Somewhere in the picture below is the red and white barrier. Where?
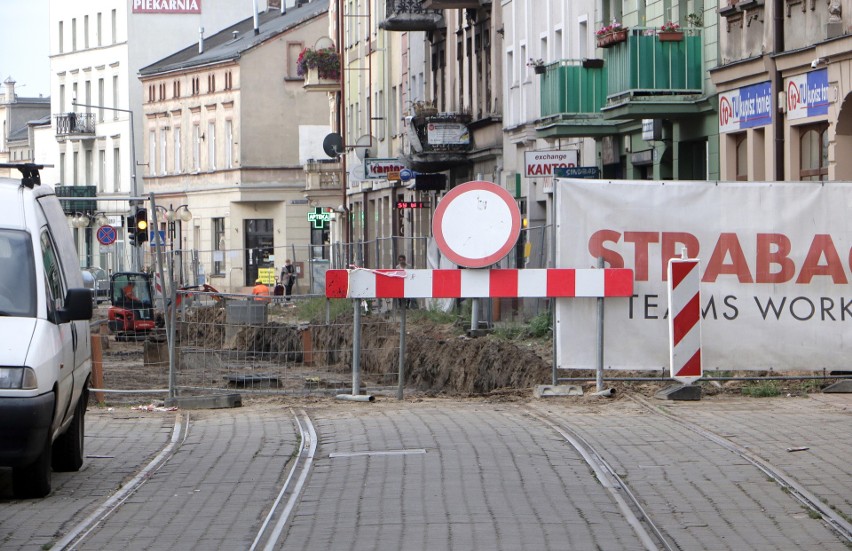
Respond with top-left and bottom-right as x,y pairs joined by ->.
326,268 -> 633,299
667,258 -> 702,384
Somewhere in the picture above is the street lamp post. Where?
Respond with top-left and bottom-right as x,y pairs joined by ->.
155,204 -> 192,284
71,101 -> 140,270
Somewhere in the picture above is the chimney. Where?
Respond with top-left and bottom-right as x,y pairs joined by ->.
198,27 -> 204,53
4,77 -> 16,103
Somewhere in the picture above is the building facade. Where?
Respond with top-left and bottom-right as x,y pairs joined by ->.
47,0 -> 278,272
711,0 -> 852,182
140,1 -> 333,290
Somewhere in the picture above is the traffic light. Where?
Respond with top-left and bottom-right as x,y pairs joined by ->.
135,208 -> 149,244
127,209 -> 138,246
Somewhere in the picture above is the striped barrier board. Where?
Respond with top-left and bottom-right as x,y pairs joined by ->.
325,268 -> 634,299
667,258 -> 702,384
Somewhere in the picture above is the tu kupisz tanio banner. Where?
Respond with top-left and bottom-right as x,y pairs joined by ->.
555,179 -> 852,371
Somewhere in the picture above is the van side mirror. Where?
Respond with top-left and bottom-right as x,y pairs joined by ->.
57,288 -> 94,323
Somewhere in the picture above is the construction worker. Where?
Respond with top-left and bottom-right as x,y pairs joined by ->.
252,278 -> 271,302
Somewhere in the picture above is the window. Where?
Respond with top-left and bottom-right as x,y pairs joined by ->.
735,134 -> 748,181
799,123 -> 829,181
192,124 -> 201,171
98,149 -> 106,192
113,147 -> 120,192
59,21 -> 64,54
192,77 -> 200,96
73,151 -> 79,184
224,72 -> 232,90
97,12 -> 102,46
112,76 -> 119,119
85,149 -> 93,184
98,78 -> 104,121
41,231 -> 64,320
148,130 -> 156,175
111,9 -> 117,44
174,126 -> 182,173
160,129 -> 168,176
207,122 -> 216,170
84,15 -> 89,49
59,84 -> 65,112
173,80 -> 181,98
390,86 -> 398,137
212,218 -> 225,275
288,43 -> 302,77
72,18 -> 77,51
225,120 -> 233,169
59,153 -> 65,184
208,74 -> 215,93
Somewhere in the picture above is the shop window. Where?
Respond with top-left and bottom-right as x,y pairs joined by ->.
799,123 -> 828,181
735,133 -> 748,181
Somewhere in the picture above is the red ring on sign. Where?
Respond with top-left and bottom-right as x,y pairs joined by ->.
432,180 -> 521,268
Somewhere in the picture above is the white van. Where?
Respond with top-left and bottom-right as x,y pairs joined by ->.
0,164 -> 93,498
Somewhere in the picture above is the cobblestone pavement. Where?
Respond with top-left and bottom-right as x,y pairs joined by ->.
0,409 -> 173,551
538,395 -> 851,551
1,394 -> 849,550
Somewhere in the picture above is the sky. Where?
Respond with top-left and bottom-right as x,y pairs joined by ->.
0,0 -> 51,98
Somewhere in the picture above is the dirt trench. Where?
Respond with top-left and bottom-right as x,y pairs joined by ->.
173,307 -> 552,395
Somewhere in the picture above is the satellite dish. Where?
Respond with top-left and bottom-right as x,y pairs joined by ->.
355,135 -> 378,160
323,133 -> 344,159
314,36 -> 335,50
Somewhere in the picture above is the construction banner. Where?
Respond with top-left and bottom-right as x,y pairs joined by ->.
555,179 -> 852,371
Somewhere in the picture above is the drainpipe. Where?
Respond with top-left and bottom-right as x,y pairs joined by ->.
773,0 -> 785,180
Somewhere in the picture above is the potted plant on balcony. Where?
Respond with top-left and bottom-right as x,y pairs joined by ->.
297,47 -> 341,83
596,21 -> 628,48
657,21 -> 684,42
527,58 -> 546,74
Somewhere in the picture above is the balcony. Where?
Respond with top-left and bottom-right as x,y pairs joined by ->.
535,60 -> 621,139
380,0 -> 445,32
55,112 -> 96,138
304,159 -> 344,203
403,111 -> 472,173
600,27 -> 705,119
422,0 -> 481,7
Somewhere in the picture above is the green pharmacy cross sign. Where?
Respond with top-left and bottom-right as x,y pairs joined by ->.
307,207 -> 333,229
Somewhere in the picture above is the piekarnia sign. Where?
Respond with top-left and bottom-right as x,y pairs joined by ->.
555,179 -> 852,371
133,0 -> 201,13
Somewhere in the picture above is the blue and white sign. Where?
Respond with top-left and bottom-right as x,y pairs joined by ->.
399,168 -> 416,182
718,81 -> 773,133
785,69 -> 829,120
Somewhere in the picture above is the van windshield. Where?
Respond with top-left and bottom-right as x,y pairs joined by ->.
0,230 -> 36,317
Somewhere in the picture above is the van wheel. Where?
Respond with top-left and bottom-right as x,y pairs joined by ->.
53,391 -> 86,472
12,429 -> 52,499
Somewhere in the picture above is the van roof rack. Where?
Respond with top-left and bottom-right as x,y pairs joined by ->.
0,163 -> 43,189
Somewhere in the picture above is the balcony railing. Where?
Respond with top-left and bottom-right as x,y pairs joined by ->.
539,60 -> 607,117
304,159 -> 343,193
380,0 -> 445,32
55,112 -> 97,137
603,27 -> 703,103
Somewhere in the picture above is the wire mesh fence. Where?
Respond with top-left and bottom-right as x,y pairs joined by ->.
103,291 -> 402,398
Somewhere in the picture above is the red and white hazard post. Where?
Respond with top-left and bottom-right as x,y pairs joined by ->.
667,255 -> 702,385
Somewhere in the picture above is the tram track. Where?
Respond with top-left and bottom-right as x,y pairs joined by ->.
628,393 -> 852,543
250,409 -> 317,551
53,412 -> 190,550
526,404 -> 677,551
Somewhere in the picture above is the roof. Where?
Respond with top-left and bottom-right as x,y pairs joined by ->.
139,0 -> 329,77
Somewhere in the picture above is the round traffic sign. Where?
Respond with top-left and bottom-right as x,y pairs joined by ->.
432,181 -> 521,268
400,168 -> 415,182
96,225 -> 117,246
